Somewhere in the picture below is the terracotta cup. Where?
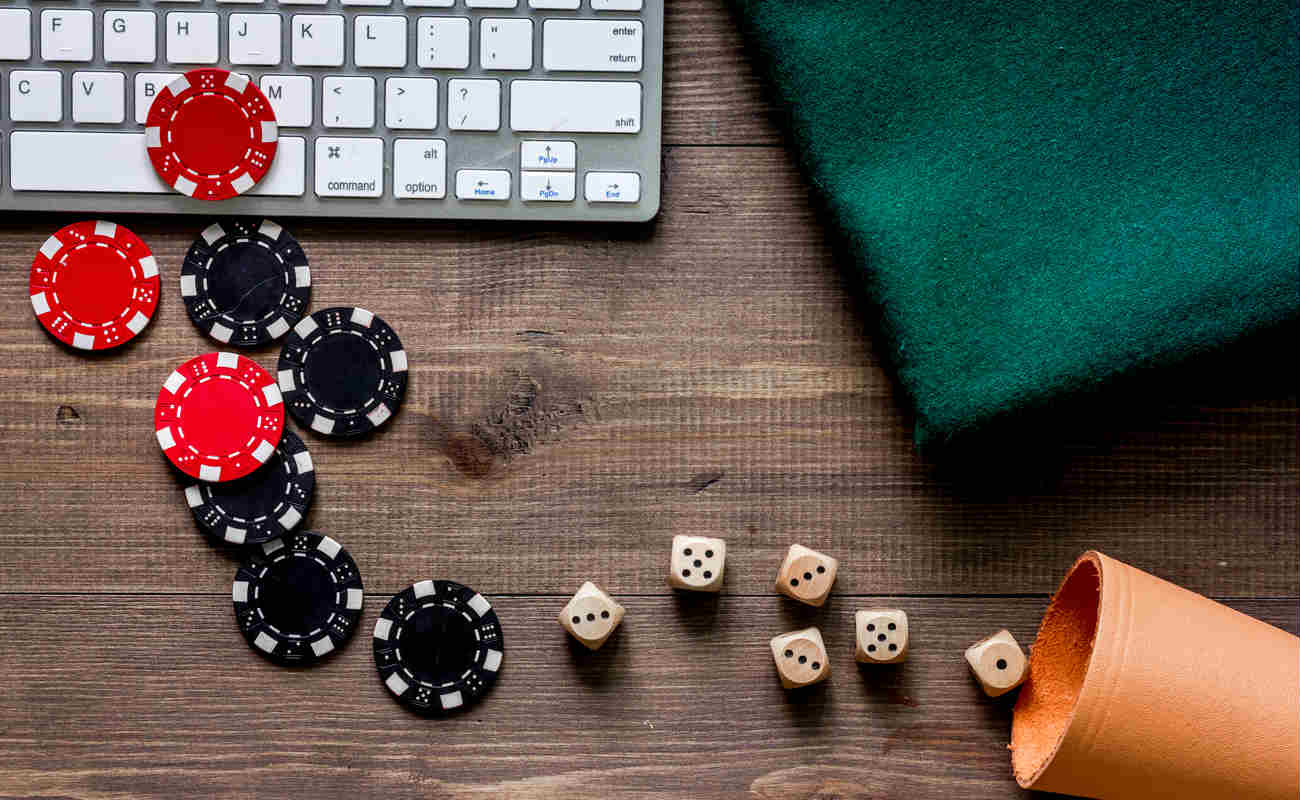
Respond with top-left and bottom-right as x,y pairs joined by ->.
1011,551 -> 1299,799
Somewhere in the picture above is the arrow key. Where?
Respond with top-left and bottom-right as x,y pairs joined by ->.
521,140 -> 575,171
584,171 -> 640,204
455,169 -> 511,200
521,171 -> 575,202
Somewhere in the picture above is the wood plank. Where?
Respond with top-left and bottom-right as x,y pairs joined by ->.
0,147 -> 1295,598
1,595 -> 1294,800
663,0 -> 780,145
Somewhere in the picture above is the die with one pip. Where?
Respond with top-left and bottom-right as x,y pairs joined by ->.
964,629 -> 1028,697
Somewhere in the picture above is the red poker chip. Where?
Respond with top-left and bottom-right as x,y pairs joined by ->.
155,352 -> 286,482
29,220 -> 160,351
145,68 -> 278,201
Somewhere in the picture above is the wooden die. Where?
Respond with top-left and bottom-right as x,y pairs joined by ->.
774,543 -> 838,606
667,535 -> 726,592
964,629 -> 1028,697
855,609 -> 908,664
558,582 -> 625,650
770,627 -> 831,689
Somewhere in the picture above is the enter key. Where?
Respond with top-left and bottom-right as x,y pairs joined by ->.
542,20 -> 643,72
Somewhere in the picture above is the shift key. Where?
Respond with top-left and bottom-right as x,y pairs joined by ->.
315,137 -> 383,197
510,80 -> 641,133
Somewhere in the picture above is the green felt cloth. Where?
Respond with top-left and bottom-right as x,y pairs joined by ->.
731,0 -> 1300,447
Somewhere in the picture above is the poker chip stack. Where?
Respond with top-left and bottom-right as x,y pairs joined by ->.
152,219 -> 419,672
28,128 -> 503,710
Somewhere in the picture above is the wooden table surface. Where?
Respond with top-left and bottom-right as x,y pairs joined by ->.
1,2 -> 1297,798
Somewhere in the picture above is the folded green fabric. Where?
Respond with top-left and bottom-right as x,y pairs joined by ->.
731,0 -> 1300,448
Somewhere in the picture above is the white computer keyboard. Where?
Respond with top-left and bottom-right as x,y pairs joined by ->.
0,0 -> 661,221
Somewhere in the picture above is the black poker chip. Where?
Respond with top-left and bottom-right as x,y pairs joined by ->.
233,531 -> 364,666
373,580 -> 505,715
277,306 -> 408,437
181,219 -> 311,346
184,429 -> 315,546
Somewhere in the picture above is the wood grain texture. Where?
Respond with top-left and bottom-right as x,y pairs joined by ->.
0,146 -> 1295,598
1,595 -> 1294,800
0,0 -> 1297,796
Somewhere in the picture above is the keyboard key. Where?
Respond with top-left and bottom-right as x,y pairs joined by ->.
104,11 -> 157,64
543,19 -> 642,72
455,169 -> 510,200
277,0 -> 328,4
252,136 -> 307,196
41,9 -> 93,62
72,71 -> 126,124
447,78 -> 500,131
520,170 -> 575,202
134,72 -> 182,124
9,131 -> 305,195
466,0 -> 517,7
167,12 -> 219,64
260,75 -> 313,126
323,76 -> 375,128
0,10 -> 32,61
315,137 -> 384,197
9,71 -> 61,122
393,138 -> 446,198
229,13 -> 282,65
342,0 -> 393,5
386,77 -> 437,129
416,17 -> 470,70
480,19 -> 532,71
529,0 -> 579,8
292,14 -> 345,66
405,0 -> 454,6
521,140 -> 575,170
12,132 -> 155,190
584,171 -> 639,203
355,16 -> 407,68
592,0 -> 643,9
510,80 -> 641,133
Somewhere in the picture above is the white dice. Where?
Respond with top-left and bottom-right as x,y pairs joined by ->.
770,627 -> 830,689
667,535 -> 726,592
855,609 -> 908,664
558,581 -> 625,650
965,629 -> 1028,697
774,543 -> 838,607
